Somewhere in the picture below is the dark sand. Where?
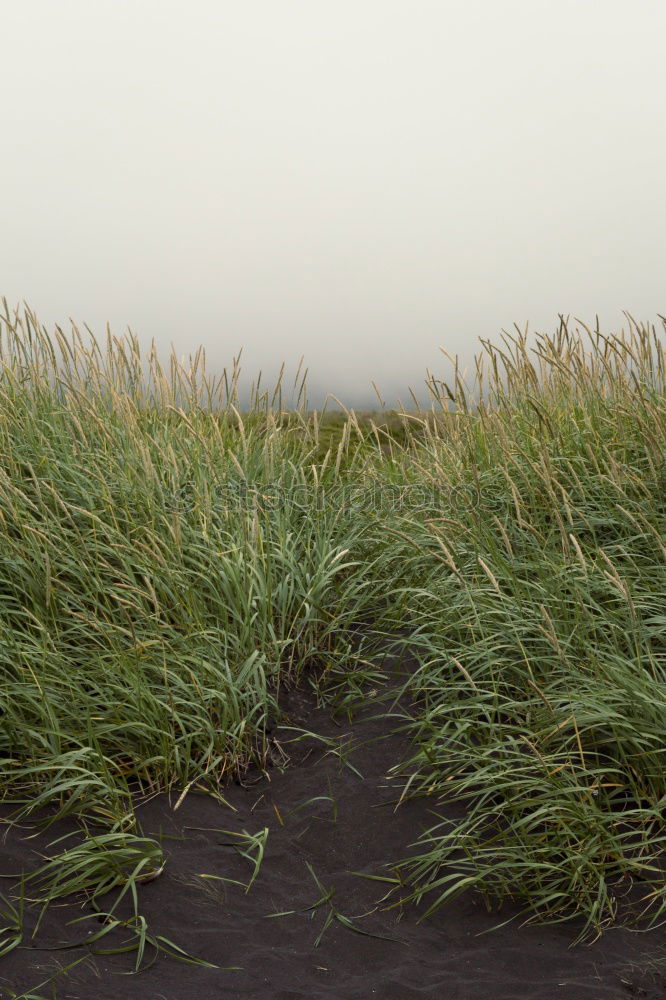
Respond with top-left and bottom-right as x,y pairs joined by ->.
2,663 -> 665,1000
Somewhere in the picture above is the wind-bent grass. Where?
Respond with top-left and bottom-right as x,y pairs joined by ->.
0,300 -> 665,964
389,318 -> 666,939
0,301 -> 393,966
190,826 -> 269,892
267,862 -> 402,947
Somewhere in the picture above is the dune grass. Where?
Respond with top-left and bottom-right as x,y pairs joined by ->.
389,318 -> 666,939
0,301 -> 664,968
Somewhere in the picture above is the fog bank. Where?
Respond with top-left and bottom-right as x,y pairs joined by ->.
2,1 -> 665,406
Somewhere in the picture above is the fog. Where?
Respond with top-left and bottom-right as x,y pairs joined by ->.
2,0 -> 665,407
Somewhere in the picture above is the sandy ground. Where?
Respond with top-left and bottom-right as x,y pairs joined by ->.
2,661 -> 665,1000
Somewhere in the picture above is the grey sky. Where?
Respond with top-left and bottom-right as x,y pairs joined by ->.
2,0 -> 665,407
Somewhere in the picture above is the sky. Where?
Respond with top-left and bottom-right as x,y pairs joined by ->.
2,0 -> 665,407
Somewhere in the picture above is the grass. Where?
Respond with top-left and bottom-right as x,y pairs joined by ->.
0,300 -> 664,977
188,825 -> 269,892
388,318 -> 666,940
267,862 -> 402,948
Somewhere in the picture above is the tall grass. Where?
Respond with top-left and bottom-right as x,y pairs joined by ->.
0,301 -> 664,957
391,316 -> 666,939
0,301 -> 393,964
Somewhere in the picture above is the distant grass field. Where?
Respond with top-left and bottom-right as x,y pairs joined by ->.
0,301 -> 665,967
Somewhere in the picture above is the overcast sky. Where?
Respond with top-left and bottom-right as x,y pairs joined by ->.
2,0 -> 665,406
